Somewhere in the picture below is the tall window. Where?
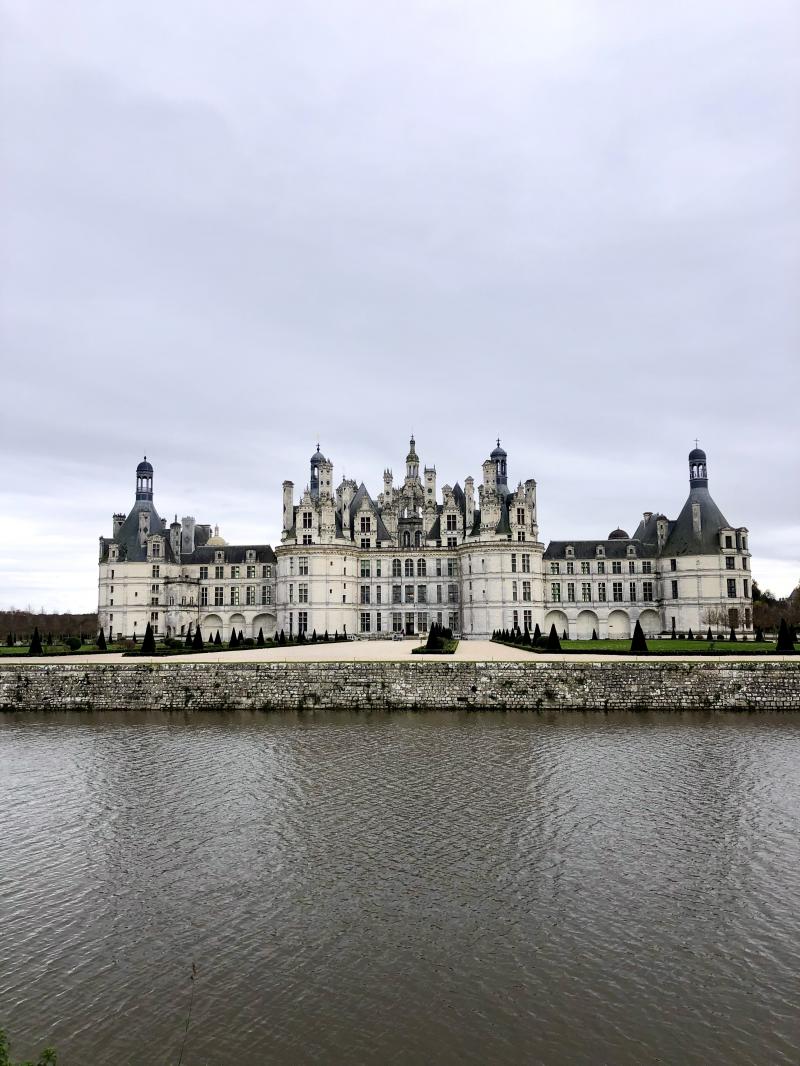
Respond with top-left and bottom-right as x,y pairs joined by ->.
152,565 -> 160,578
360,612 -> 371,632
598,582 -> 606,602
727,579 -> 736,598
612,561 -> 622,574
512,581 -> 518,601
642,581 -> 653,601
726,556 -> 735,570
629,582 -> 636,602
446,514 -> 457,531
302,512 -> 313,529
567,582 -> 576,602
522,581 -> 531,602
628,561 -> 636,574
393,613 -> 403,633
517,507 -> 525,525
405,559 -> 414,577
511,554 -> 517,572
523,609 -> 532,631
261,586 -> 271,605
200,588 -> 208,606
671,580 -> 678,598
392,558 -> 401,577
214,587 -> 224,606
360,585 -> 370,604
215,565 -> 224,579
551,583 -> 561,601
670,558 -> 677,571
522,554 -> 531,573
417,558 -> 426,576
246,565 -> 256,579
298,557 -> 309,575
415,531 -> 422,547
597,561 -> 605,574
230,587 -> 240,606
581,582 -> 591,602
447,559 -> 457,577
298,611 -> 308,634
263,564 -> 272,578
436,558 -> 442,577
447,584 -> 458,603
376,586 -> 382,604
231,566 -> 240,579
612,582 -> 623,602
567,561 -> 574,575
360,515 -> 371,533
298,584 -> 308,603
642,561 -> 652,574
743,579 -> 749,597
361,559 -> 370,577
392,585 -> 401,603
417,586 -> 427,603
581,561 -> 590,574
405,584 -> 414,602
550,561 -> 560,574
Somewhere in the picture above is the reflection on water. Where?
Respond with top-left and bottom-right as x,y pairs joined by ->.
1,711 -> 799,1065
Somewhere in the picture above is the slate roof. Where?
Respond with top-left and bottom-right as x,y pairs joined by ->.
181,545 -> 277,565
661,486 -> 732,556
349,483 -> 393,542
110,499 -> 164,562
543,538 -> 657,560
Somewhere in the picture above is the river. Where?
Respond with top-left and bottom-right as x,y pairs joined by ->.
1,710 -> 799,1065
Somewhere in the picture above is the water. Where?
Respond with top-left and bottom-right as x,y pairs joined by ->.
1,711 -> 799,1066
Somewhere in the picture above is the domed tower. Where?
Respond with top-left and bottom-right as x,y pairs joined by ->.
310,444 -> 325,499
136,456 -> 153,502
490,439 -> 508,493
406,435 -> 419,481
689,445 -> 708,488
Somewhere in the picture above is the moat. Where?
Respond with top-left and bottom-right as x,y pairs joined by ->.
2,710 -> 799,1065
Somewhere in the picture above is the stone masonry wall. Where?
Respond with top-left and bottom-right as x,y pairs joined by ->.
1,661 -> 799,712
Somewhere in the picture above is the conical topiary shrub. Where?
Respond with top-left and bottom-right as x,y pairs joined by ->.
755,627 -> 764,642
97,628 -> 107,651
214,630 -> 222,646
185,628 -> 193,648
729,626 -> 737,642
687,628 -> 694,641
279,629 -> 287,645
776,617 -> 794,653
257,627 -> 265,647
229,629 -> 239,649
706,626 -> 713,642
141,622 -> 156,655
533,623 -> 541,646
562,629 -> 568,640
591,628 -> 597,641
323,630 -> 329,642
546,624 -> 561,652
239,629 -> 244,643
29,626 -> 43,656
193,626 -> 203,650
630,619 -> 648,654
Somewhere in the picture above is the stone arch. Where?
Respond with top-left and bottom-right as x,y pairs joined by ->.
201,613 -> 223,641
638,608 -> 661,637
607,609 -> 631,639
576,609 -> 599,640
229,613 -> 246,639
252,612 -> 276,639
544,609 -> 568,636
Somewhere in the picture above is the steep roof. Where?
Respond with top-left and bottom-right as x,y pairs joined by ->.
111,499 -> 163,562
181,544 -> 277,565
662,486 -> 731,556
543,538 -> 657,559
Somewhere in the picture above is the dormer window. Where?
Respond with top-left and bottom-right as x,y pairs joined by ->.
302,512 -> 313,529
360,515 -> 371,533
596,545 -> 605,557
152,540 -> 161,558
246,550 -> 255,563
566,545 -> 574,557
215,550 -> 224,564
627,545 -> 636,557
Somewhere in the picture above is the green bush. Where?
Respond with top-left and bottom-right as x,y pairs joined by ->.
65,636 -> 81,651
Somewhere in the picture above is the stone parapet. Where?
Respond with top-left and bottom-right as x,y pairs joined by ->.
1,661 -> 798,712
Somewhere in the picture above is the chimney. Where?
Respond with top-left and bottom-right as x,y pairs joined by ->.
283,481 -> 294,532
170,515 -> 181,557
112,512 -> 126,537
465,476 -> 475,530
181,516 -> 196,554
692,502 -> 702,535
643,511 -> 653,522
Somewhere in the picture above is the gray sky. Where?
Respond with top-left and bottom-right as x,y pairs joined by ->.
1,0 -> 798,612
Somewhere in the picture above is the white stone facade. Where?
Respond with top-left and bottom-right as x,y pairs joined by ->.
98,442 -> 752,643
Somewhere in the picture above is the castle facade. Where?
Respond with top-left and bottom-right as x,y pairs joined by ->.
97,440 -> 752,642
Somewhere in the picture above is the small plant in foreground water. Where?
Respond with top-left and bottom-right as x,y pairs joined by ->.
0,1028 -> 56,1066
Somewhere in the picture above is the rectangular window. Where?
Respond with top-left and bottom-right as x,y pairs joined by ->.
376,560 -> 382,577
612,561 -> 622,574
361,537 -> 370,549
628,560 -> 636,573
642,581 -> 653,601
523,609 -> 532,631
724,535 -> 733,549
215,565 -> 224,579
214,586 -> 224,606
298,584 -> 308,603
742,557 -> 747,570
567,561 -> 574,575
298,557 -> 309,575
522,581 -> 531,602
418,586 -> 427,603
199,566 -> 208,580
261,586 -> 271,605
613,582 -> 623,602
567,582 -> 576,602
726,556 -> 735,570
392,585 -> 402,603
743,579 -> 749,597
263,564 -> 272,578
302,512 -> 313,529
360,559 -> 370,577
436,559 -> 442,577
446,513 -> 457,531
642,561 -> 652,574
582,582 -> 591,602
230,587 -> 240,606
405,612 -> 415,633
298,611 -> 308,634
671,580 -> 678,599
629,582 -> 636,602
513,610 -> 519,629
376,612 -> 382,632
551,583 -> 561,602
522,554 -> 531,573
289,584 -> 294,603
360,585 -> 370,604
727,579 -> 737,598
550,561 -> 560,574
405,584 -> 414,602
418,612 -> 428,632
597,561 -> 605,574
449,612 -> 458,631
246,586 -> 255,605
517,507 -> 525,526
580,561 -> 590,574
447,584 -> 458,604
152,565 -> 160,578
392,559 -> 402,577
376,586 -> 382,604
405,559 -> 414,578
511,554 -> 517,572
230,566 -> 240,579
152,542 -> 161,558
246,565 -> 256,579
201,587 -> 208,606
512,581 -> 518,601
447,559 -> 457,577
302,534 -> 312,545
360,515 -> 371,533
598,582 -> 606,602
447,536 -> 458,548
392,612 -> 403,633
360,612 -> 371,632
670,558 -> 677,571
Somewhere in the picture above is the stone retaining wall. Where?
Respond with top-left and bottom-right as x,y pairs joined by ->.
1,660 -> 799,711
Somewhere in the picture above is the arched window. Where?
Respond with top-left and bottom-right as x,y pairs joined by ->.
415,531 -> 422,547
417,558 -> 426,576
403,531 -> 410,547
392,558 -> 401,577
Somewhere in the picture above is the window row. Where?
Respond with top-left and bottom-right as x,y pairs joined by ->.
199,564 -> 272,580
200,586 -> 272,607
550,560 -> 653,575
549,581 -> 656,603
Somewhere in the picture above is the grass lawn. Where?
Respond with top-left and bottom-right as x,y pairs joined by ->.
412,639 -> 460,655
493,638 -> 786,655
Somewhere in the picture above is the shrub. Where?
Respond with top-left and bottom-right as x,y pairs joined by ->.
311,629 -> 318,643
323,630 -> 329,642
706,627 -> 713,642
729,627 -> 737,642
238,629 -> 244,642
776,618 -> 794,653
755,627 -> 764,642
192,627 -> 204,650
97,628 -> 107,651
65,636 -> 81,651
591,629 -> 597,640
630,619 -> 648,654
546,624 -> 561,652
229,630 -> 239,649
687,628 -> 694,640
279,629 -> 287,646
257,628 -> 265,647
29,627 -> 43,655
141,623 -> 156,655
4,633 -> 11,647
533,623 -> 541,646
214,631 -> 222,645
185,629 -> 193,648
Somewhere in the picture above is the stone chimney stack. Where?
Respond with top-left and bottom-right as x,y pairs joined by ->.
465,477 -> 475,530
181,516 -> 196,554
112,513 -> 126,537
283,481 -> 294,532
482,458 -> 496,492
170,515 -> 181,557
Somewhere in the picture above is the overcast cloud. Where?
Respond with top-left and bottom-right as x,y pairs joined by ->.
1,0 -> 798,611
